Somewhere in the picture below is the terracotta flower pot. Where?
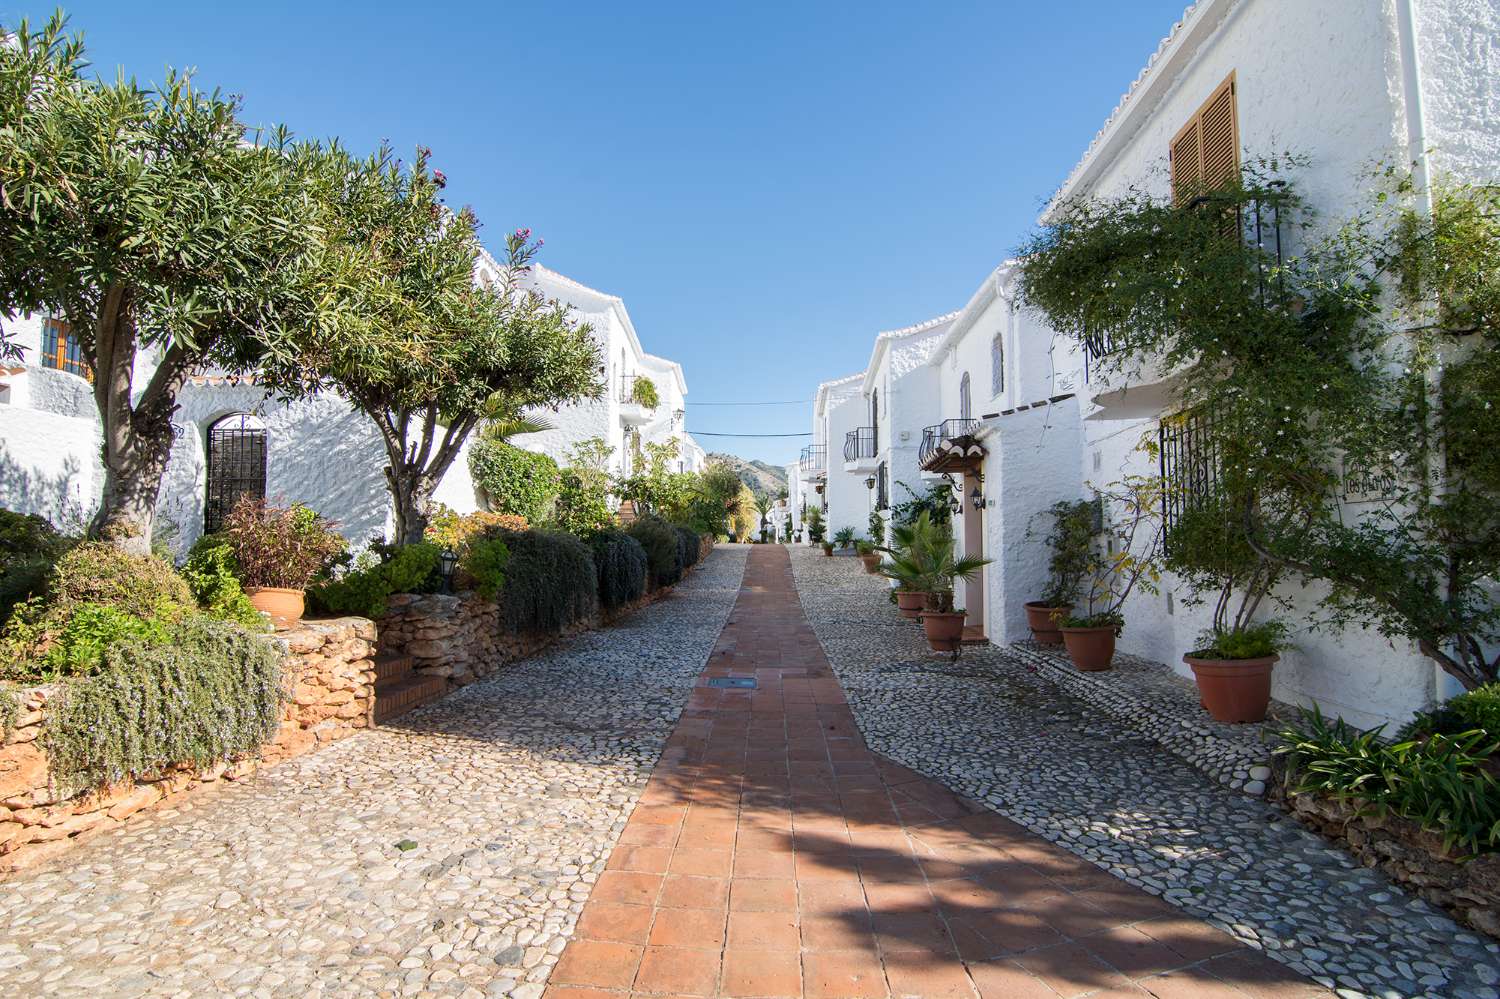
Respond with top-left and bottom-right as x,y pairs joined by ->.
822,544 -> 834,556
1024,601 -> 1072,646
1185,653 -> 1279,723
920,610 -> 966,652
859,553 -> 881,574
894,590 -> 929,619
1060,625 -> 1116,671
245,586 -> 305,627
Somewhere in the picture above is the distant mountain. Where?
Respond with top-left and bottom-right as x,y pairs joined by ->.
708,452 -> 789,497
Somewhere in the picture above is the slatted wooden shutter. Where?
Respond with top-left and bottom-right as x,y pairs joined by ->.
1170,73 -> 1238,204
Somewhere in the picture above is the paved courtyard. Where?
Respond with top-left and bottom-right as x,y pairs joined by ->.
0,546 -> 747,998
549,545 -> 1332,999
788,546 -> 1500,999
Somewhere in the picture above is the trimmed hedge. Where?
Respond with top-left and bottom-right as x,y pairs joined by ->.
469,440 -> 561,523
590,530 -> 648,611
628,516 -> 682,588
496,529 -> 598,634
675,525 -> 702,570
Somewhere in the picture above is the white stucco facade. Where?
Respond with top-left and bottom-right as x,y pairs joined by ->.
810,372 -> 869,542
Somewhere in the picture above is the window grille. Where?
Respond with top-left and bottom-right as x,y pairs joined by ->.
1157,406 -> 1221,548
205,414 -> 267,534
991,334 -> 1004,397
876,461 -> 889,511
41,318 -> 91,380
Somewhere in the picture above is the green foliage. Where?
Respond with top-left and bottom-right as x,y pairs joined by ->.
630,376 -> 660,408
618,440 -> 691,520
1405,684 -> 1500,741
628,516 -> 683,588
0,684 -> 17,741
424,504 -> 529,552
1060,611 -> 1126,632
1035,499 -> 1095,607
42,603 -> 171,677
180,535 -> 264,629
461,537 -> 510,600
675,526 -> 702,571
805,506 -> 826,544
308,543 -> 442,619
469,440 -> 562,524
495,530 -> 598,634
590,530 -> 648,611
553,469 -> 613,536
868,510 -> 886,546
0,508 -> 73,625
1191,620 -> 1289,660
220,499 -> 345,590
875,510 -> 990,612
43,616 -> 282,795
1274,707 -> 1500,855
679,463 -> 743,537
890,482 -> 952,528
1069,476 -> 1166,631
833,527 -> 856,550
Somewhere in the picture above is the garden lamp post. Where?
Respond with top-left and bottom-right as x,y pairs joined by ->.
438,548 -> 458,594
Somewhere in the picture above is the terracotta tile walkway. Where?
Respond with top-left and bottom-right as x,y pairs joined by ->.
547,545 -> 1330,999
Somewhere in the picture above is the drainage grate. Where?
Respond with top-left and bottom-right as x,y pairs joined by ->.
707,677 -> 757,689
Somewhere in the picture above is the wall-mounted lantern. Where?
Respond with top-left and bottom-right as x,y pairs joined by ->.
970,485 -> 985,511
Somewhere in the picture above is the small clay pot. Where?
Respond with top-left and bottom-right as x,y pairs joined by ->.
920,610 -> 966,652
245,586 -> 305,627
1185,653 -> 1279,723
859,553 -> 881,574
1024,601 -> 1073,646
894,591 -> 929,619
1060,625 -> 1116,671
822,543 -> 834,556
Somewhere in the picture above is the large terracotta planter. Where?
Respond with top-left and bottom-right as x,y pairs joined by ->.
1060,625 -> 1116,671
1185,653 -> 1279,723
245,586 -> 305,627
920,610 -> 966,652
859,553 -> 881,574
1024,601 -> 1072,646
894,591 -> 929,620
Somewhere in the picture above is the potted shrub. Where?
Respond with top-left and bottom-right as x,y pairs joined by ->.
1025,499 -> 1094,646
1184,622 -> 1287,723
1059,477 -> 1165,671
221,498 -> 345,626
806,507 -> 827,553
911,522 -> 991,654
855,540 -> 881,574
832,526 -> 855,552
877,512 -> 940,618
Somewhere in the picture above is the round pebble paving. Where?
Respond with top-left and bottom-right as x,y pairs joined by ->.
787,546 -> 1500,999
0,546 -> 747,999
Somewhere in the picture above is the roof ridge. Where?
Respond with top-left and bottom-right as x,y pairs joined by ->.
874,310 -> 962,340
529,263 -> 624,303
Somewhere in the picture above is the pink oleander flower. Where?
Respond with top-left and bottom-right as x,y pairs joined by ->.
432,169 -> 447,188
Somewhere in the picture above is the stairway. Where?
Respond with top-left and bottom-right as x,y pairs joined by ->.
372,651 -> 447,723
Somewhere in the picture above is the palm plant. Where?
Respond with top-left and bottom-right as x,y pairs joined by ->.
832,527 -> 856,550
887,512 -> 989,612
753,493 -> 774,542
476,391 -> 557,445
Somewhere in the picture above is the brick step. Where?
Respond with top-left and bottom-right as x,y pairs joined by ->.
373,672 -> 446,724
373,651 -> 414,684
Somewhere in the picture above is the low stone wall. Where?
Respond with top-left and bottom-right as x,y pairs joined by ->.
1276,778 -> 1500,938
0,617 -> 375,873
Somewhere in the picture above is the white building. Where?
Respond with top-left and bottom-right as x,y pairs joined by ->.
0,254 -> 700,554
1042,0 -> 1499,728
805,372 -> 867,542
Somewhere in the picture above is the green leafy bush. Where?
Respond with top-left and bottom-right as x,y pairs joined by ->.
590,530 -> 648,611
42,603 -> 171,677
552,469 -> 613,536
309,542 -> 441,618
0,509 -> 73,625
1059,611 -> 1125,632
628,516 -> 682,588
1275,707 -> 1500,855
43,616 -> 282,794
181,534 -> 265,629
630,376 -> 660,408
0,684 -> 17,740
221,499 -> 346,590
1191,620 -> 1289,660
1036,499 -> 1095,607
1405,683 -> 1500,740
425,505 -> 529,552
495,529 -> 598,633
462,537 -> 511,600
469,440 -> 561,523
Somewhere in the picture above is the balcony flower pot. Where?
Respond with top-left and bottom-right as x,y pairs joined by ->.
894,590 -> 929,619
1185,653 -> 1279,723
1024,601 -> 1072,646
1060,625 -> 1116,671
245,586 -> 305,626
859,553 -> 882,574
920,610 -> 966,652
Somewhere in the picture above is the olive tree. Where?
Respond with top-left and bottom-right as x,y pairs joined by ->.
0,15 -> 324,551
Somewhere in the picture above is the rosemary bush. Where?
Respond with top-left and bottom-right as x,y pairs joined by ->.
628,516 -> 682,588
590,529 -> 648,611
494,529 -> 598,634
43,616 -> 282,795
675,525 -> 701,570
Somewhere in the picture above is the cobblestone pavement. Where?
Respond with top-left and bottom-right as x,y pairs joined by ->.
0,545 -> 748,999
548,545 -> 1332,999
788,547 -> 1500,999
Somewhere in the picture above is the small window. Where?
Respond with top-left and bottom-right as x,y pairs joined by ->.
959,372 -> 972,421
41,317 -> 91,380
990,333 -> 1004,398
205,413 -> 268,534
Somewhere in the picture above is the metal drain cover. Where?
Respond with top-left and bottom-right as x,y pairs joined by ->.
707,677 -> 757,689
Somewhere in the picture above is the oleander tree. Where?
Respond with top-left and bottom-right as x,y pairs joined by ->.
0,14 -> 328,552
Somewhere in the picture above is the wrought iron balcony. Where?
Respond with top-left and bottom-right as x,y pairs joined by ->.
618,374 -> 657,407
919,418 -> 981,470
844,427 -> 877,463
799,443 -> 827,475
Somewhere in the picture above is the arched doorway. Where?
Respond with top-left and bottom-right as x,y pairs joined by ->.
204,413 -> 267,533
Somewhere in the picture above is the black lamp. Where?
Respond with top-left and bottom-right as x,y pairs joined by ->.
970,485 -> 984,511
438,547 -> 458,593
864,475 -> 876,490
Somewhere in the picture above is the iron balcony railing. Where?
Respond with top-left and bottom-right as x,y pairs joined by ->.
844,427 -> 876,462
799,443 -> 827,475
919,418 -> 980,467
619,373 -> 656,407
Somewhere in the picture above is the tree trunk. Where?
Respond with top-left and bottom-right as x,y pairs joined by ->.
377,407 -> 476,547
91,416 -> 176,555
386,465 -> 437,547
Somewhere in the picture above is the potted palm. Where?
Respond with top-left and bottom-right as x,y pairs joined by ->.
877,511 -> 940,618
1059,477 -> 1165,671
220,498 -> 346,626
1026,499 -> 1094,646
912,522 -> 992,654
832,526 -> 855,553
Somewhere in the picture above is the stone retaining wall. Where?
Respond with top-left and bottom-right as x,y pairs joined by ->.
1275,775 -> 1500,939
0,617 -> 375,874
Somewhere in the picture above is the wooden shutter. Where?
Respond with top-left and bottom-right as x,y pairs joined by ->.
1170,73 -> 1238,204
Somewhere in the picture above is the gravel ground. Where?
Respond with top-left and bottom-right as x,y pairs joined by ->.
788,546 -> 1500,999
0,545 -> 748,999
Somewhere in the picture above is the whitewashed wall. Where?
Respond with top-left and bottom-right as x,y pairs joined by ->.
824,391 -> 871,539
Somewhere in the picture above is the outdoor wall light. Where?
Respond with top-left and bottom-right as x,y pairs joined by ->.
864,475 -> 876,490
970,485 -> 985,511
438,547 -> 459,593
948,493 -> 963,515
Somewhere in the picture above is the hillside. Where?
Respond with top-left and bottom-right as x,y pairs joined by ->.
707,452 -> 789,497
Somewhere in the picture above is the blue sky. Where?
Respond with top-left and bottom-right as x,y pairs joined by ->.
11,1 -> 1190,465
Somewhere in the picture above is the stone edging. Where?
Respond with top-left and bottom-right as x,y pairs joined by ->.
1006,641 -> 1284,796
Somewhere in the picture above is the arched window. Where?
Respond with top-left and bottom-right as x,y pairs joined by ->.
204,413 -> 267,534
959,372 -> 972,421
991,333 -> 1004,397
